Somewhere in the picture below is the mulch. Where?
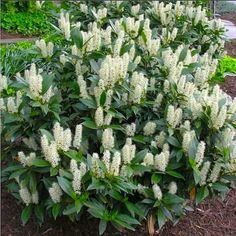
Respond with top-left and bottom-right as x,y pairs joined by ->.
1,12 -> 236,236
0,29 -> 30,40
220,12 -> 236,26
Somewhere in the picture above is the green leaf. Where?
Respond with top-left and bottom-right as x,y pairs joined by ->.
9,168 -> 27,180
29,174 -> 37,193
64,150 -> 83,161
157,207 -> 166,228
71,28 -> 83,48
132,149 -> 148,163
125,201 -> 145,219
193,169 -> 201,184
163,193 -> 184,204
87,178 -> 105,191
50,167 -> 58,176
42,74 -> 54,94
196,186 -> 209,205
100,91 -> 106,106
167,136 -> 181,147
63,204 -> 77,215
57,176 -> 76,199
32,159 -> 50,167
178,46 -> 188,62
166,170 -> 184,180
120,43 -> 133,56
212,182 -> 229,193
34,205 -> 44,225
75,199 -> 82,213
90,59 -> 100,73
83,120 -> 97,129
151,174 -> 161,184
52,203 -> 61,220
2,165 -> 23,173
132,135 -> 146,144
80,98 -> 97,109
21,205 -> 32,225
99,220 -> 107,235
39,129 -> 54,141
116,214 -> 140,225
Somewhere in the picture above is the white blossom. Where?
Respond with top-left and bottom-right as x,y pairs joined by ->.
143,153 -> 154,166
182,130 -> 195,152
208,163 -> 221,183
195,141 -> 206,168
72,169 -> 82,194
91,153 -> 102,178
19,186 -> 31,206
168,181 -> 177,194
0,74 -> 7,92
49,182 -> 63,203
18,151 -> 36,167
77,75 -> 89,99
154,151 -> 170,172
70,159 -> 78,174
199,161 -> 211,186
53,122 -> 72,151
58,12 -> 70,40
110,151 -> 121,176
167,105 -> 182,128
131,4 -> 140,15
122,138 -> 136,164
102,128 -> 114,150
35,39 -> 54,58
152,184 -> 162,200
153,93 -> 163,111
104,113 -> 113,125
95,106 -> 104,127
41,135 -> 60,168
31,191 -> 39,204
125,123 -> 136,137
143,121 -> 156,136
155,131 -> 166,148
102,150 -> 111,171
73,124 -> 83,149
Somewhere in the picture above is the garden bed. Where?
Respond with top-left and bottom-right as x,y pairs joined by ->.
1,186 -> 236,235
1,4 -> 236,236
1,43 -> 236,236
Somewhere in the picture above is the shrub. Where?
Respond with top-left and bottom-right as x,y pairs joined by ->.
1,1 -> 236,234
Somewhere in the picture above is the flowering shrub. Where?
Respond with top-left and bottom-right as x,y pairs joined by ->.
1,1 -> 236,234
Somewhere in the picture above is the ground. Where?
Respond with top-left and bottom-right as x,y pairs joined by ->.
1,12 -> 236,236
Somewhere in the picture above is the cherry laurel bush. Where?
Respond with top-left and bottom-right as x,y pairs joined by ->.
1,1 -> 236,234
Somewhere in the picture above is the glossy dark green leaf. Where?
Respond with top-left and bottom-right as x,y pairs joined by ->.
21,205 -> 32,225
196,186 -> 209,205
99,220 -> 107,235
71,28 -> 83,48
32,159 -> 50,167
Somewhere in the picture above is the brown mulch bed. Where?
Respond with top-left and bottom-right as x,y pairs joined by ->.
1,186 -> 236,236
220,12 -> 236,26
225,39 -> 236,58
221,75 -> 236,98
0,29 -> 30,40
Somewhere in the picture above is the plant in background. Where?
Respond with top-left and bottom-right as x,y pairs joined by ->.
211,55 -> 236,83
1,1 -> 236,235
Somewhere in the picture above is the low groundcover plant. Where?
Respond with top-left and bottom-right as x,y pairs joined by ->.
1,1 -> 236,234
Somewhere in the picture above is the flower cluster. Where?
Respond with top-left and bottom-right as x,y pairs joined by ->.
36,39 -> 54,58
